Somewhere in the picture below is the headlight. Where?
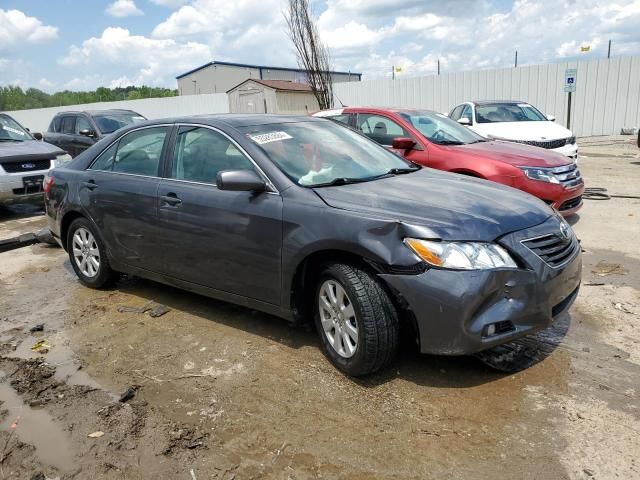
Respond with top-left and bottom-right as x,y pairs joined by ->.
567,136 -> 576,145
51,153 -> 72,168
404,238 -> 518,270
519,167 -> 560,184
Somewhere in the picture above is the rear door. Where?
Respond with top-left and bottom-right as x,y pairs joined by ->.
59,115 -> 77,156
155,124 -> 283,305
84,125 -> 171,271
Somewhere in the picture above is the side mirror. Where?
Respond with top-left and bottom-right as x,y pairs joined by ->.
392,137 -> 416,150
32,132 -> 43,141
457,117 -> 471,126
546,114 -> 556,122
217,169 -> 266,192
79,128 -> 96,138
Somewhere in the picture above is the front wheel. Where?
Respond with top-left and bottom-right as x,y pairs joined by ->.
314,263 -> 399,376
67,217 -> 116,288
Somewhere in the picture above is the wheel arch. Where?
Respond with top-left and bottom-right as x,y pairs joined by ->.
60,210 -> 86,251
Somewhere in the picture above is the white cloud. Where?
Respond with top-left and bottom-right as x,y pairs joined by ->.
58,27 -> 211,88
0,9 -> 58,51
151,0 -> 294,66
105,0 -> 144,17
38,78 -> 55,91
149,0 -> 188,7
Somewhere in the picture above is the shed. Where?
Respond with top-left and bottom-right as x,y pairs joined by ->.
226,79 -> 320,115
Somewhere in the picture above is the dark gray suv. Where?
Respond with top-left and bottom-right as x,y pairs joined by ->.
44,115 -> 581,376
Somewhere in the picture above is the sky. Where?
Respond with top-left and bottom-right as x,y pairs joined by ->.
1,0 -> 639,92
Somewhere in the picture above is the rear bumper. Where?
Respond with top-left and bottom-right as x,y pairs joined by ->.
380,216 -> 582,355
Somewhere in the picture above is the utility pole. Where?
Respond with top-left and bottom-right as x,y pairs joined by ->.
437,59 -> 440,75
607,39 -> 612,59
192,79 -> 197,94
514,49 -> 518,68
392,65 -> 395,80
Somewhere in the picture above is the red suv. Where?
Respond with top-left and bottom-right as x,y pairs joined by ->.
314,107 -> 584,216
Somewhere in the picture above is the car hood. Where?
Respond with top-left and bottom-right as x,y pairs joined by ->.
472,121 -> 572,141
0,139 -> 66,163
313,169 -> 553,241
446,140 -> 573,167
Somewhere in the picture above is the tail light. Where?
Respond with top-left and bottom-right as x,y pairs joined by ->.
43,175 -> 54,193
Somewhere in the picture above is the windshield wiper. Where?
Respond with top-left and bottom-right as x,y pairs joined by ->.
386,166 -> 420,175
0,138 -> 24,142
311,177 -> 370,187
434,140 -> 464,145
467,139 -> 487,144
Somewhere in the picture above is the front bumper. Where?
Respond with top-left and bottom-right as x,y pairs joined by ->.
513,177 -> 584,217
552,142 -> 578,160
380,216 -> 582,355
0,170 -> 47,205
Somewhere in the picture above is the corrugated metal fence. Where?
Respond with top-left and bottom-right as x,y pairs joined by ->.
3,93 -> 229,132
3,56 -> 639,137
334,56 -> 640,137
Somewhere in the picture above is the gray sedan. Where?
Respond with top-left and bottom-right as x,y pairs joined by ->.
44,115 -> 581,376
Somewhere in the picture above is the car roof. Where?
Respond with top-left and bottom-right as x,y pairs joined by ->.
164,113 -> 324,128
320,106 -> 442,116
54,109 -> 141,116
470,100 -> 528,106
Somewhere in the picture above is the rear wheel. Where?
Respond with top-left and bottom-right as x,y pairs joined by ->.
314,263 -> 399,376
67,218 -> 116,288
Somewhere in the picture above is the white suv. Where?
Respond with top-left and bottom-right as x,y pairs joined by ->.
0,113 -> 70,206
449,100 -> 578,160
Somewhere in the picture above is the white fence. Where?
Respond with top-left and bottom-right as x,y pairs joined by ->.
3,93 -> 229,132
4,56 -> 640,137
334,56 -> 640,138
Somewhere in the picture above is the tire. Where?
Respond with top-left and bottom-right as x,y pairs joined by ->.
314,263 -> 399,376
66,217 -> 116,288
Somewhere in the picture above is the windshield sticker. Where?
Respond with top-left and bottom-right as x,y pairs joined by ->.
517,103 -> 531,108
2,125 -> 26,136
132,116 -> 145,121
249,131 -> 293,145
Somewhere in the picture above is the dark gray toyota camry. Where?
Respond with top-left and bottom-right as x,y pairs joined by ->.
44,114 -> 581,376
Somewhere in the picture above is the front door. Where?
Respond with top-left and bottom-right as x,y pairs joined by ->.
84,126 -> 170,270
156,125 -> 283,305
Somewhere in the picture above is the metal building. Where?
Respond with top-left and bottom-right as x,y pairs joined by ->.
227,79 -> 319,115
176,61 -> 361,96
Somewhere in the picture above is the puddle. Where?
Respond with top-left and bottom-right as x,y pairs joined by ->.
9,334 -> 107,393
0,370 -> 74,472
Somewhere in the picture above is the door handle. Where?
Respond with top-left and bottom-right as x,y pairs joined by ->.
160,193 -> 182,206
82,180 -> 98,190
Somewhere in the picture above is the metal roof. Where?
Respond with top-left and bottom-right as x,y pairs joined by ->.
176,60 -> 361,80
226,79 -> 313,93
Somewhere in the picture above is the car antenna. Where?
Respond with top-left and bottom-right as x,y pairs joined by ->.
335,94 -> 347,108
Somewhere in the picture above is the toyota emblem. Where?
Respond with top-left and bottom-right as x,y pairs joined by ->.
559,222 -> 570,240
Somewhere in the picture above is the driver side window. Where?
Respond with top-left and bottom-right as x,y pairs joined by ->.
356,114 -> 411,146
461,105 -> 472,123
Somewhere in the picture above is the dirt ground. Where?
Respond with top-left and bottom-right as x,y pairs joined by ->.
0,136 -> 638,480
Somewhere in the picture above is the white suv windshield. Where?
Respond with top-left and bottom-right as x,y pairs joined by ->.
476,103 -> 547,123
240,120 -> 418,187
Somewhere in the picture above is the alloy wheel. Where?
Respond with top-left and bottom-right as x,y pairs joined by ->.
72,227 -> 100,278
318,279 -> 358,358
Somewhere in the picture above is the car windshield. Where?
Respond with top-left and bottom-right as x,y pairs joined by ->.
398,111 -> 485,145
240,120 -> 419,187
0,114 -> 31,142
476,103 -> 547,123
93,112 -> 146,134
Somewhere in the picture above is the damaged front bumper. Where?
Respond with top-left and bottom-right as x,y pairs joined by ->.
380,216 -> 582,355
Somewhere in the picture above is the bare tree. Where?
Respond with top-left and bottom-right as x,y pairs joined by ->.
285,0 -> 334,110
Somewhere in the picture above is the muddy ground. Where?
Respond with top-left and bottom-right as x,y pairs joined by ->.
0,136 -> 638,480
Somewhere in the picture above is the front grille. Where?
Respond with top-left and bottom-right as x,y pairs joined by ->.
513,137 -> 572,149
551,163 -> 583,188
521,232 -> 578,268
1,159 -> 51,173
559,195 -> 582,211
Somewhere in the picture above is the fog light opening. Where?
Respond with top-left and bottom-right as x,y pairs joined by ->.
483,321 -> 515,338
